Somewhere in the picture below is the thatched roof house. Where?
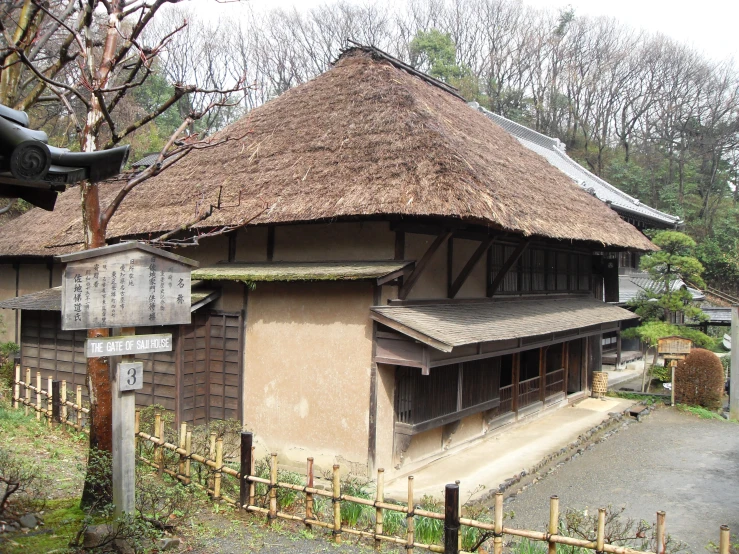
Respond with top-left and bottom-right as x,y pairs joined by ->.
0,47 -> 653,479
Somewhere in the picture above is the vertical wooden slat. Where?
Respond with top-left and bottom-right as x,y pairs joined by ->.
25,367 -> 30,416
213,438 -> 224,499
269,453 -> 278,524
185,430 -> 192,484
35,371 -> 41,420
76,385 -> 82,430
406,476 -> 415,553
204,316 -> 212,424
332,464 -> 341,543
13,365 -> 20,409
178,423 -> 187,480
240,432 -> 253,510
134,410 -> 140,453
154,412 -> 162,474
305,457 -> 314,528
47,376 -> 53,427
512,353 -> 520,414
375,468 -> 384,550
51,380 -> 61,427
249,445 -> 256,508
444,484 -> 459,554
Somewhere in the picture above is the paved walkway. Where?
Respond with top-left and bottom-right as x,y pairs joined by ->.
384,397 -> 634,503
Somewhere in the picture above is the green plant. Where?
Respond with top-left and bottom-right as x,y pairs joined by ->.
0,447 -> 47,519
0,341 -> 19,388
414,495 -> 444,545
675,349 -> 725,409
649,364 -> 671,383
677,404 -> 725,420
340,475 -> 374,528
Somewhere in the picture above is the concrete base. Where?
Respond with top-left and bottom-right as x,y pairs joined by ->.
384,397 -> 634,503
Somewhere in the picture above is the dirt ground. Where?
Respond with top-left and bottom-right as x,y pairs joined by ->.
504,407 -> 739,553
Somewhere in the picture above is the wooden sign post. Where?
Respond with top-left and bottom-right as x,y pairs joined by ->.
59,243 -> 198,517
658,336 -> 693,406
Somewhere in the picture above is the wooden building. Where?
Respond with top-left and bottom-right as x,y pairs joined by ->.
0,47 -> 655,476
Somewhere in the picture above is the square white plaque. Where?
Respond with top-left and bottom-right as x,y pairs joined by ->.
118,362 -> 143,392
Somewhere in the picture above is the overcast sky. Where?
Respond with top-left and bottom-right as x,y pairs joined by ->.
194,0 -> 738,62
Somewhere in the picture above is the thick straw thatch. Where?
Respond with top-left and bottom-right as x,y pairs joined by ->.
0,49 -> 655,256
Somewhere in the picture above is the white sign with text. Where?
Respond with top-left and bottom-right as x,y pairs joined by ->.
86,334 -> 172,358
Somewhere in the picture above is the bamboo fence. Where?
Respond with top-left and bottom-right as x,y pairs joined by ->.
9,367 -> 734,554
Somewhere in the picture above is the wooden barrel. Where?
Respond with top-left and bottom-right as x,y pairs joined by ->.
592,371 -> 608,398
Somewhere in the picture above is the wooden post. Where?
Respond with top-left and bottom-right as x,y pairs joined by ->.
444,484 -> 460,554
267,452 -> 278,523
24,367 -> 30,416
656,511 -> 666,554
719,525 -> 730,554
249,446 -> 256,508
406,476 -> 415,553
134,410 -> 140,453
13,365 -> 19,409
51,381 -> 61,427
512,353 -> 520,414
548,495 -> 559,554
35,371 -> 41,420
596,508 -> 606,553
76,385 -> 82,430
305,457 -> 314,528
185,430 -> 192,485
539,347 -> 546,402
47,376 -> 53,427
332,464 -> 341,543
375,468 -> 385,550
493,493 -> 503,554
616,330 -> 622,368
456,480 -> 462,552
213,438 -> 224,500
153,412 -> 162,474
158,418 -> 166,476
240,432 -> 253,510
178,423 -> 187,481
61,380 -> 67,424
209,431 -> 216,460
670,362 -> 676,407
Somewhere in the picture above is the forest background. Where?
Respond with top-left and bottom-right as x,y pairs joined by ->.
2,0 -> 738,295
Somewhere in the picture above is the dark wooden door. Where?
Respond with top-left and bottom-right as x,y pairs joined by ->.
180,311 -> 243,425
567,338 -> 584,394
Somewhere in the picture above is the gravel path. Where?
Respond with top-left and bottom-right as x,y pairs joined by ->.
504,407 -> 739,553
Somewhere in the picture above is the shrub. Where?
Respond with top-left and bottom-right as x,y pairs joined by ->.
0,342 -> 19,388
649,364 -> 671,383
674,348 -> 724,410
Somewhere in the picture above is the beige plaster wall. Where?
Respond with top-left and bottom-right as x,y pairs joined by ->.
235,227 -> 268,262
375,364 -> 396,472
243,281 -> 375,473
215,281 -> 246,312
451,238 -> 487,298
18,264 -> 50,297
0,265 -> 17,343
274,222 -> 395,261
400,412 -> 485,470
404,233 -> 447,299
51,264 -> 63,287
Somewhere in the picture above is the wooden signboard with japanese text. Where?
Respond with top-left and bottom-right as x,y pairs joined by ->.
61,244 -> 195,331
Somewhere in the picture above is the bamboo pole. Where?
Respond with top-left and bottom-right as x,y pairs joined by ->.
597,508 -> 606,553
332,464 -> 341,544
24,368 -> 30,416
153,412 -> 162,474
268,453 -> 278,524
375,468 -> 385,550
719,525 -> 730,554
76,385 -> 82,430
61,380 -> 67,423
457,480 -> 462,553
209,431 -> 216,459
305,457 -> 314,529
494,493 -> 503,554
655,511 -> 666,554
178,423 -> 187,480
185,430 -> 192,485
47,376 -> 53,427
35,371 -> 41,420
13,365 -> 19,409
213,438 -> 224,500
407,476 -> 415,553
158,418 -> 166,477
549,495 -> 559,554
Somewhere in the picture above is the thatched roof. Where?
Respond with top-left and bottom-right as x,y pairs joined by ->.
0,48 -> 655,257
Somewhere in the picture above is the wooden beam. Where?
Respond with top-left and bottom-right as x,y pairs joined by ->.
398,230 -> 453,300
487,239 -> 531,297
449,236 -> 496,299
266,226 -> 275,261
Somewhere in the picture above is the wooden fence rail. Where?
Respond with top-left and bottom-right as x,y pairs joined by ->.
9,369 -> 733,554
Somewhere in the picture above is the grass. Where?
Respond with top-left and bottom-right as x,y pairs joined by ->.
676,404 -> 727,420
0,497 -> 84,554
606,391 -> 661,405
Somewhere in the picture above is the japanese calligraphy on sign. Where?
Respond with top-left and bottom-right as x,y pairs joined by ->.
59,243 -> 198,331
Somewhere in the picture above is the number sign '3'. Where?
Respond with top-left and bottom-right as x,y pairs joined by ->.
118,362 -> 143,392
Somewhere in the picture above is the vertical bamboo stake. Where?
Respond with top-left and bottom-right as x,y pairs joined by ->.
670,363 -> 676,407
305,457 -> 314,528
268,453 -> 278,524
158,418 -> 166,477
406,476 -> 415,553
61,380 -> 67,424
456,480 -> 462,552
209,431 -> 217,459
596,508 -> 606,553
76,385 -> 82,430
548,496 -> 559,554
375,468 -> 385,550
47,376 -> 53,427
185,430 -> 192,485
249,446 -> 256,508
178,423 -> 187,480
35,371 -> 41,420
134,410 -> 140,453
213,438 -> 224,500
24,368 -> 30,416
494,493 -> 503,554
656,511 -> 666,554
13,365 -> 20,409
153,412 -> 162,474
719,525 -> 730,554
332,464 -> 341,544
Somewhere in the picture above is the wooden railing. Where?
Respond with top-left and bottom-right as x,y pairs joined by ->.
518,376 -> 540,408
498,384 -> 512,414
545,368 -> 565,398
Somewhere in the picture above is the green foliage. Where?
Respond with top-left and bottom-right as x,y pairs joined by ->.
677,404 -> 726,420
0,447 -> 47,518
674,348 -> 725,409
413,495 -> 444,545
622,321 -> 714,349
0,342 -> 19,388
410,29 -> 466,83
649,364 -> 672,383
